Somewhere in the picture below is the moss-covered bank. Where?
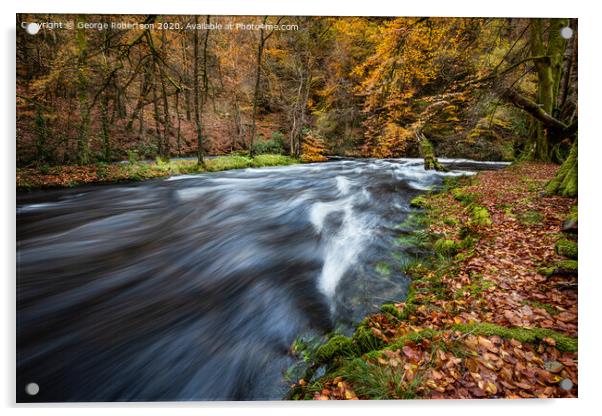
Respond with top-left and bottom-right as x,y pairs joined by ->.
17,154 -> 299,191
289,162 -> 578,400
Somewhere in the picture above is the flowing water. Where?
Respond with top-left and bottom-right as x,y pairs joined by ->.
16,158 -> 508,402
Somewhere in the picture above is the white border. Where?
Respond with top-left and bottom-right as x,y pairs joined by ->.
3,1 -> 601,415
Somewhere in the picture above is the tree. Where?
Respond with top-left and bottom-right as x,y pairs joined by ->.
75,15 -> 91,165
529,18 -> 568,161
249,16 -> 283,156
193,16 -> 210,167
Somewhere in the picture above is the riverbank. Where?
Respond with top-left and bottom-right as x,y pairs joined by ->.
16,154 -> 298,191
290,162 -> 578,400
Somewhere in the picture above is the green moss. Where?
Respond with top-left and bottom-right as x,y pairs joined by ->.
538,259 -> 578,276
409,195 -> 430,208
454,275 -> 495,299
451,188 -> 476,205
433,238 -> 461,257
420,138 -> 446,172
380,303 -> 403,321
517,210 -> 543,225
524,300 -> 560,316
315,335 -> 357,364
555,238 -> 577,259
387,328 -> 439,352
375,262 -> 392,277
442,176 -> 471,191
567,205 -> 578,222
469,205 -> 492,226
451,322 -> 577,352
546,138 -> 577,198
556,259 -> 578,273
443,217 -> 459,226
351,320 -> 387,353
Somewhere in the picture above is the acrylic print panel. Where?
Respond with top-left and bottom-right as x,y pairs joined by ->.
16,14 -> 578,402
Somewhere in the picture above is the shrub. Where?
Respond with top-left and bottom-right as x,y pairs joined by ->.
252,138 -> 284,155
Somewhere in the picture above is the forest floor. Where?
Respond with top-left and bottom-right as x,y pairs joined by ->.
290,162 -> 578,400
16,154 -> 297,191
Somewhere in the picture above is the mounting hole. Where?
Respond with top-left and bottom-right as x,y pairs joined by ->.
25,382 -> 39,396
560,27 -> 573,40
25,23 -> 40,35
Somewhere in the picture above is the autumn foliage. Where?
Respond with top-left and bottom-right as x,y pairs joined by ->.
17,15 -> 576,171
292,163 -> 578,400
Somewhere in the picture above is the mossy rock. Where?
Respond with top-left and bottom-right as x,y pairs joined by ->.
562,207 -> 578,234
555,239 -> 578,259
315,335 -> 357,364
410,195 -> 430,209
314,320 -> 387,366
538,259 -> 578,277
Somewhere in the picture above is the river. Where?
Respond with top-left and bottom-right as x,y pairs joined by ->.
16,157 -> 508,402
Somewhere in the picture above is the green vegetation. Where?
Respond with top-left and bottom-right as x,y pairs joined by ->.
251,135 -> 285,155
410,195 -> 431,208
555,238 -> 578,259
451,188 -> 476,205
469,205 -> 493,226
516,210 -> 543,225
335,358 -> 421,399
433,238 -> 461,257
291,163 -> 577,400
547,138 -> 578,197
16,154 -> 299,190
450,322 -> 577,352
524,300 -> 560,316
538,259 -> 578,277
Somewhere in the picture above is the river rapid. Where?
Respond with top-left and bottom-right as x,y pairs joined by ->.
16,158 -> 508,402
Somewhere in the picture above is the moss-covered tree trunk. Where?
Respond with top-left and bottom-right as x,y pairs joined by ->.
530,18 -> 568,162
546,138 -> 577,197
417,132 -> 445,171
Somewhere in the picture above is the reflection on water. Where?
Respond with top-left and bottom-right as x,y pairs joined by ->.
16,158 -> 507,402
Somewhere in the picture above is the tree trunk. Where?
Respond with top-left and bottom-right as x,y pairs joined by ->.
250,20 -> 267,157
75,15 -> 90,165
417,132 -> 445,171
175,90 -> 182,156
546,138 -> 577,197
151,70 -> 163,157
193,16 -> 206,167
530,18 -> 568,161
158,30 -> 171,160
100,27 -> 112,161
